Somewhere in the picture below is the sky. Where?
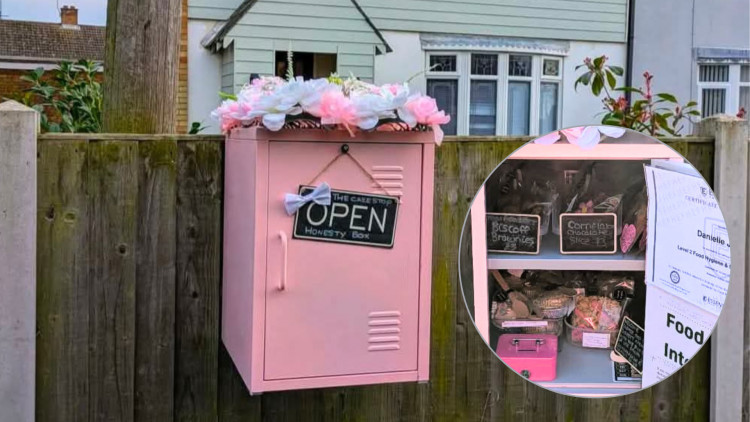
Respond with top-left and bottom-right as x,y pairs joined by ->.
1,0 -> 106,25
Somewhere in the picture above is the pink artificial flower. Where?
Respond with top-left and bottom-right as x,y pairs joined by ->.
221,117 -> 241,133
534,126 -> 626,150
318,89 -> 358,136
402,95 -> 451,145
382,84 -> 401,96
211,100 -> 256,133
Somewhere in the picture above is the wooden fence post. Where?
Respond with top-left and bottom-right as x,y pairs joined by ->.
696,116 -> 749,422
0,101 -> 38,422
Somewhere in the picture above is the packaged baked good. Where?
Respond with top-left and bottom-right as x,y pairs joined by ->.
566,296 -> 623,348
596,275 -> 635,302
532,289 -> 575,319
570,296 -> 622,331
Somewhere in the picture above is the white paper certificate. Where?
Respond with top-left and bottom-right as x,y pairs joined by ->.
644,166 -> 730,316
642,285 -> 717,388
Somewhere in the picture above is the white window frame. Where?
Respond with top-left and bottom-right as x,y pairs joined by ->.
740,64 -> 750,112
697,62 -> 750,117
425,52 -> 563,136
539,56 -> 563,135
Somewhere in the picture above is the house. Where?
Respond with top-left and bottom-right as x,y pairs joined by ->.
0,6 -> 105,101
631,0 -> 750,130
186,0 -> 629,134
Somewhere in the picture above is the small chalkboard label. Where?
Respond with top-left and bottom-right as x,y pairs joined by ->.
614,316 -> 645,374
486,213 -> 540,254
613,361 -> 642,382
559,213 -> 617,254
293,186 -> 398,248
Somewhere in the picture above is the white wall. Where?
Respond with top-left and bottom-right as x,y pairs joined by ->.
375,32 -> 626,134
188,20 -> 223,134
374,31 -> 426,95
562,41 -> 627,129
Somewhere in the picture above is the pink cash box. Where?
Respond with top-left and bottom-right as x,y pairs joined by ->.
495,334 -> 558,381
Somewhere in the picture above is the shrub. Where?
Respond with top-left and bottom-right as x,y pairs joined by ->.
575,55 -> 699,136
20,59 -> 102,133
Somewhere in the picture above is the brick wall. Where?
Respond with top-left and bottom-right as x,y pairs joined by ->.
0,69 -> 33,101
176,0 -> 189,133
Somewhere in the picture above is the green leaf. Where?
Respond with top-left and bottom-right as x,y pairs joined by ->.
656,93 -> 678,103
685,100 -> 698,108
609,66 -> 624,76
219,91 -> 237,101
652,113 -> 669,129
592,74 -> 604,96
614,86 -> 645,95
593,55 -> 604,68
574,72 -> 592,90
687,110 -> 701,116
606,70 -> 617,90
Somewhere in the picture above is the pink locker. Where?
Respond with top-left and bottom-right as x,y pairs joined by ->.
222,127 -> 435,394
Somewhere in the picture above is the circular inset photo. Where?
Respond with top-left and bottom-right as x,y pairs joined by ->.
458,126 -> 731,398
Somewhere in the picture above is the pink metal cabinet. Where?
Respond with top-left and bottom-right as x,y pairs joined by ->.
222,127 -> 434,394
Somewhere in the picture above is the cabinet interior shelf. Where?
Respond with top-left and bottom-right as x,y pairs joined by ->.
487,234 -> 645,271
538,335 -> 641,393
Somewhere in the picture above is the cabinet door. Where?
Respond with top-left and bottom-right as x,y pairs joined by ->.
265,141 -> 423,380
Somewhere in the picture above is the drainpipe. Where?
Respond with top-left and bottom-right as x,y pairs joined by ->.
625,0 -> 636,103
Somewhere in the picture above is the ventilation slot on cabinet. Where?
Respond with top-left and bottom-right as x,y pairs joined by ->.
371,165 -> 404,198
368,310 -> 401,351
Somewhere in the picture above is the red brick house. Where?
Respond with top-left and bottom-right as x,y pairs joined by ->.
0,6 -> 104,101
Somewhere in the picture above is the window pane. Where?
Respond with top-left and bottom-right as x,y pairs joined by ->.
509,55 -> 532,77
471,54 -> 498,75
740,87 -> 750,114
701,88 -> 726,117
699,64 -> 729,82
539,82 -> 559,134
426,79 -> 458,135
741,65 -> 750,82
543,59 -> 560,77
429,55 -> 456,72
469,80 -> 497,135
507,81 -> 530,135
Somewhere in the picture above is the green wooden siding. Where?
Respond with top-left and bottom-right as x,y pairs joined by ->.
222,46 -> 235,93
357,0 -> 628,42
188,0 -> 242,20
205,0 -> 383,90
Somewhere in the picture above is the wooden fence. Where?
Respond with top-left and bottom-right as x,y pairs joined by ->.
22,130 -> 724,422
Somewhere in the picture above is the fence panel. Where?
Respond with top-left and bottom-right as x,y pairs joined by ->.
31,133 -> 716,422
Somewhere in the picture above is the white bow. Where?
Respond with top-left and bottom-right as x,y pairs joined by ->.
284,183 -> 332,215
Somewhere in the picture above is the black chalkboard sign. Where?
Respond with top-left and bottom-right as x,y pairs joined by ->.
559,213 -> 617,254
486,213 -> 540,254
293,186 -> 398,248
614,316 -> 644,373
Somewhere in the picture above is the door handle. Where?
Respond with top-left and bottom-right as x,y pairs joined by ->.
278,231 -> 288,291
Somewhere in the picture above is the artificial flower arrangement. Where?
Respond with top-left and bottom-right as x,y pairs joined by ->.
211,73 -> 451,144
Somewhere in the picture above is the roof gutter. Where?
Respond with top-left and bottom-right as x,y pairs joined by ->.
625,0 -> 635,103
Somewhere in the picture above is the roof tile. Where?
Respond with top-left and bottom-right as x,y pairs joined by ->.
0,19 -> 105,62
